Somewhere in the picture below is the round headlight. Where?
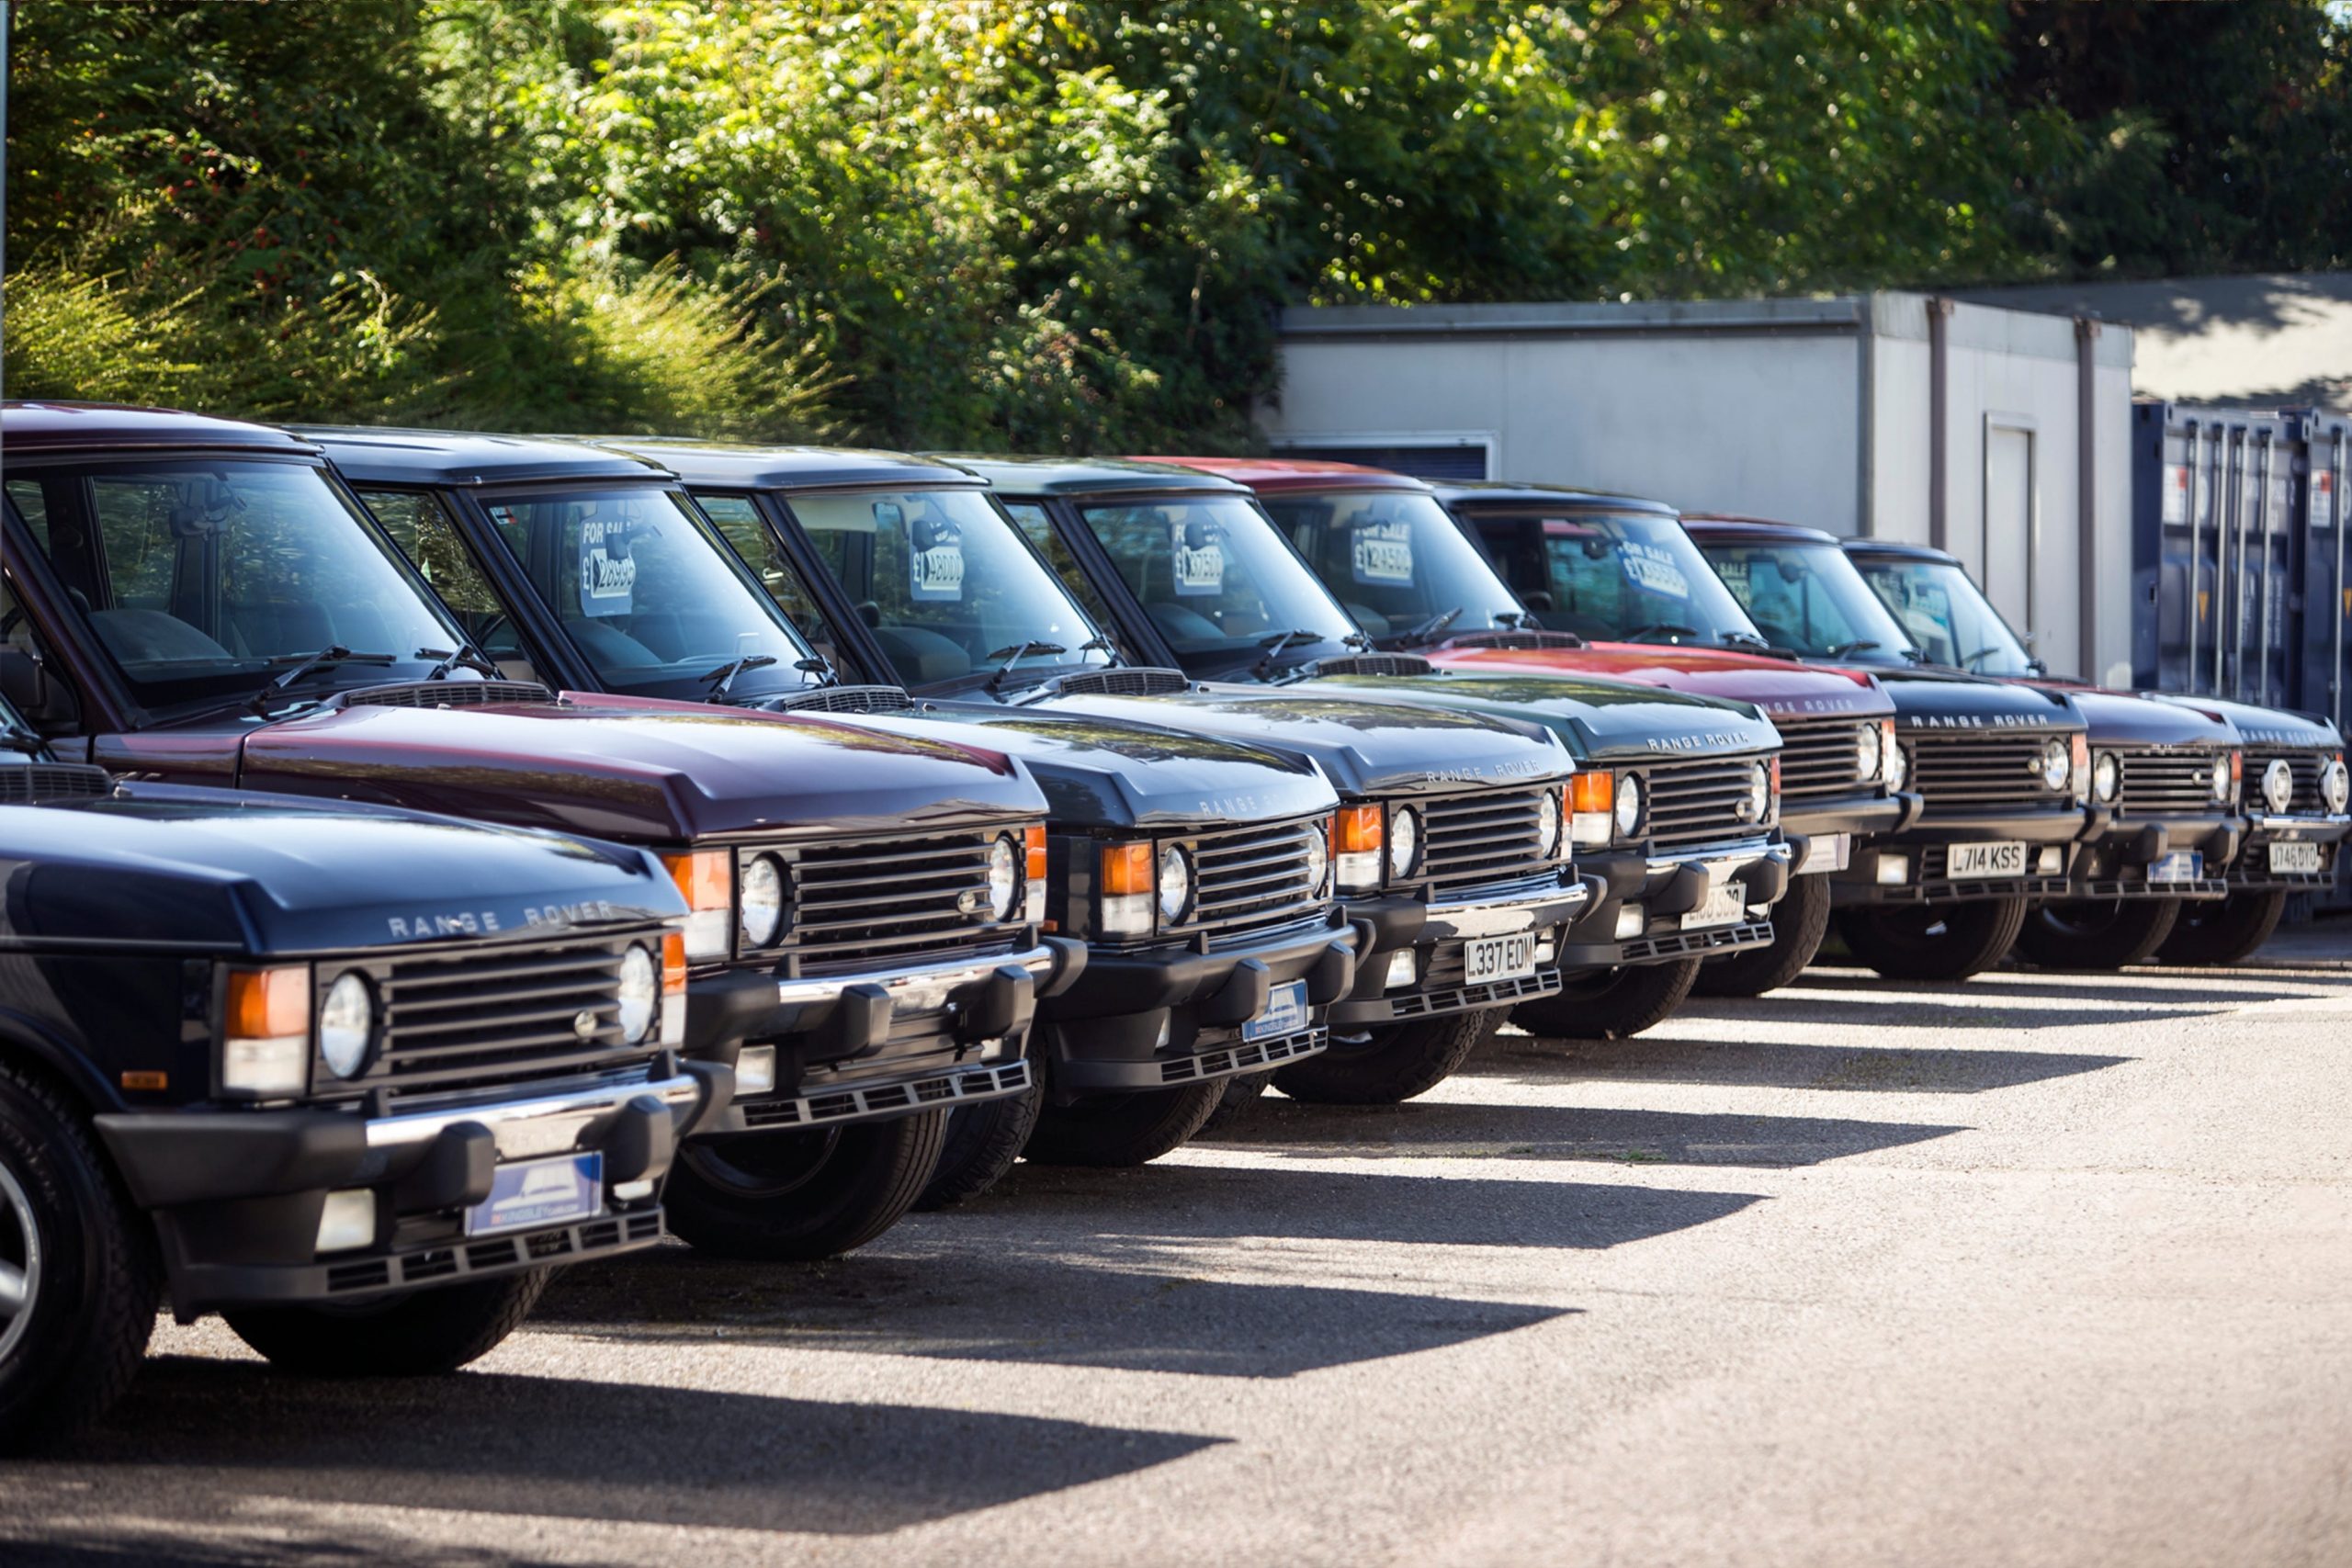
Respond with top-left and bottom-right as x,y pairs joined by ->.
2039,738 -> 2072,793
2211,754 -> 2234,804
987,836 -> 1020,921
1613,773 -> 1644,839
616,943 -> 658,1044
2091,750 -> 2121,804
319,970 -> 375,1079
2324,758 -> 2350,813
1388,807 -> 1421,878
2262,758 -> 2295,814
1306,822 -> 1330,894
1740,761 -> 1771,824
740,853 -> 786,948
1884,737 -> 1908,793
1536,789 -> 1563,858
1855,723 -> 1882,782
1158,843 -> 1193,922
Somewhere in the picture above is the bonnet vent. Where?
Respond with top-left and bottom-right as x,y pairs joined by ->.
343,681 -> 555,710
0,763 -> 115,803
1046,668 -> 1193,698
763,684 -> 917,715
1445,630 -> 1587,651
1305,653 -> 1436,678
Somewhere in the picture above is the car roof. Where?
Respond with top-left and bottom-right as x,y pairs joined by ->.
1426,479 -> 1679,515
936,454 -> 1250,497
1134,456 -> 1431,494
293,426 -> 671,488
1839,537 -> 1962,564
3,400 -> 319,457
1681,514 -> 1843,547
598,438 -> 984,492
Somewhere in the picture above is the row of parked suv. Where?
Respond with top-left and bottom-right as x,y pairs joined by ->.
1,402 -> 2343,1446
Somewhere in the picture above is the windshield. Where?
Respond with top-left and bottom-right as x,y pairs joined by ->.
1849,556 -> 2039,676
1469,508 -> 1767,649
472,486 -> 816,702
783,487 -> 1113,693
1258,490 -> 1527,647
4,459 -> 464,716
1699,540 -> 1920,666
1070,495 -> 1359,677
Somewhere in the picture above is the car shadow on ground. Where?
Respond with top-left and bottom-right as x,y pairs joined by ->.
1648,988 -> 2243,1032
535,1245 -> 1576,1378
16,1358 -> 1220,1538
1774,969 -> 2346,1006
1194,1099 -> 1967,1168
1466,1034 -> 2132,1095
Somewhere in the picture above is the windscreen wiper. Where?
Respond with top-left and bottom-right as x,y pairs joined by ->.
1822,639 -> 1882,660
252,647 -> 398,712
1621,622 -> 1701,644
1717,628 -> 1771,651
1396,606 -> 1464,649
985,640 -> 1066,692
1251,628 -> 1326,679
0,721 -> 45,756
701,653 -> 781,696
419,646 -> 504,682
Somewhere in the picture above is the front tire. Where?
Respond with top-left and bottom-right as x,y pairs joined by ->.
2014,897 -> 2182,971
666,1110 -> 948,1260
1693,872 -> 1829,997
914,1082 -> 1045,1211
223,1271 -> 548,1377
1272,1008 -> 1502,1103
1835,897 -> 2028,981
0,1064 -> 159,1451
1022,1079 -> 1226,1167
1510,958 -> 1702,1041
2156,889 -> 2289,967
1196,1071 -> 1272,1136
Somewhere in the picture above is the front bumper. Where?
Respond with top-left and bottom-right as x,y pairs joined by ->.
95,1058 -> 729,1318
1782,789 -> 1909,842
2058,808 -> 2244,901
2226,814 -> 2350,891
690,938 -> 1084,1132
1829,805 -> 2088,908
1334,872 -> 1596,1026
1557,839 -> 1793,970
1042,911 -> 1360,1093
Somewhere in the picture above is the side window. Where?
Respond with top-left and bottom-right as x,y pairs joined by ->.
1003,502 -> 1132,660
4,479 -> 52,551
1541,535 -> 1626,637
354,488 -> 516,659
695,493 -> 843,661
86,478 -> 185,613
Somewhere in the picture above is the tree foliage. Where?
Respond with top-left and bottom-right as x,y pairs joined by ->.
6,1 -> 2348,450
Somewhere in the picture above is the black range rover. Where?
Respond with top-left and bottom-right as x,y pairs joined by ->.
0,693 -> 726,1447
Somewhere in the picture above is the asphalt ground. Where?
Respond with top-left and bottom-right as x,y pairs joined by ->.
7,923 -> 2352,1568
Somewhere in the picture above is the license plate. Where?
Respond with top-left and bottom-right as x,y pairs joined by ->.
1464,932 -> 1537,982
1947,840 -> 2027,879
1680,881 -> 1750,931
1242,980 -> 1310,1042
2149,850 -> 2203,884
465,1152 -> 603,1237
1794,833 -> 1851,875
2269,840 -> 2324,874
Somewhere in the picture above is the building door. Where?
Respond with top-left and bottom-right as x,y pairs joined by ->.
1983,418 -> 2038,645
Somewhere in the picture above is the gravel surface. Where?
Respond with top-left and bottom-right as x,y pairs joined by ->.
7,943 -> 2352,1568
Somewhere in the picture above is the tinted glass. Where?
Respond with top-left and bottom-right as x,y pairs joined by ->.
1702,540 -> 1917,665
694,492 -> 848,669
1261,490 -> 1524,642
1851,556 -> 2038,675
1472,509 -> 1765,648
476,486 -> 814,701
1071,494 -> 1358,675
786,487 -> 1111,691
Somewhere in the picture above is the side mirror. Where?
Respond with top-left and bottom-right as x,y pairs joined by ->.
1775,558 -> 1809,584
0,649 -> 81,732
1520,590 -> 1555,612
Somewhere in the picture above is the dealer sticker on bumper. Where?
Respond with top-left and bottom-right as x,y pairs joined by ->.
465,1152 -> 604,1237
1464,932 -> 1537,982
2149,851 -> 2204,884
1243,980 -> 1310,1043
2268,841 -> 2324,874
1948,840 -> 2027,879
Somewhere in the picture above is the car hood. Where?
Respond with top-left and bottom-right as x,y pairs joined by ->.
0,785 -> 681,953
797,702 -> 1339,829
1269,671 -> 1781,764
2053,687 -> 2239,748
233,693 -> 1045,842
2148,694 -> 2343,751
1429,640 -> 1894,721
1034,689 -> 1571,798
1861,668 -> 2084,732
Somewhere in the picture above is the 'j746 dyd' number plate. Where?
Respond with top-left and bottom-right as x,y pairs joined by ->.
2269,840 -> 2323,874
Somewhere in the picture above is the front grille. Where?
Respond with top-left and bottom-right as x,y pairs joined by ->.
1048,668 -> 1191,697
1907,731 -> 2068,815
1444,630 -> 1587,651
0,762 -> 113,801
1417,787 -> 1562,890
2115,748 -> 2228,815
745,829 -> 1033,970
348,934 -> 653,1100
1774,719 -> 1870,803
2244,747 -> 2325,814
1640,758 -> 1775,850
1170,817 -> 1329,938
343,680 -> 552,708
763,684 -> 914,715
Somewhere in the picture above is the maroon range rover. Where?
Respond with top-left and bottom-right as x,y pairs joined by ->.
0,403 -> 1078,1261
